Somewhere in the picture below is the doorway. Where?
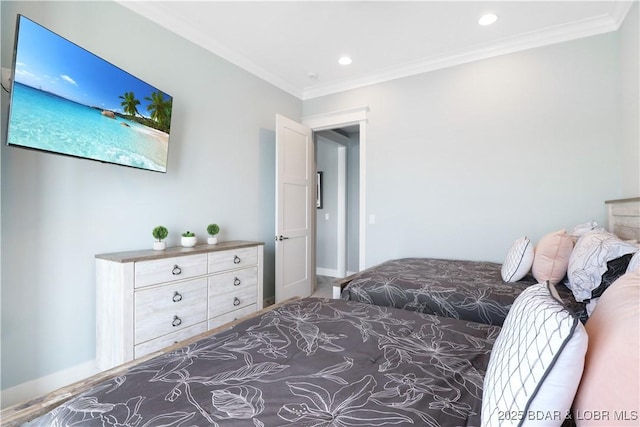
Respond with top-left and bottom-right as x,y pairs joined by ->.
303,105 -> 368,275
273,107 -> 368,303
314,128 -> 359,278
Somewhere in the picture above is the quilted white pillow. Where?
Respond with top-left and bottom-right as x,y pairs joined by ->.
501,236 -> 534,282
532,229 -> 574,285
482,282 -> 588,427
567,229 -> 638,302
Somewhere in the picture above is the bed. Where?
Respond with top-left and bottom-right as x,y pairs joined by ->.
1,198 -> 637,427
337,198 -> 640,326
6,270 -> 639,427
15,297 -> 498,426
338,257 -> 586,326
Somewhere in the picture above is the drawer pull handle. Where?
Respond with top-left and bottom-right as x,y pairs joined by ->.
234,277 -> 241,286
172,265 -> 182,275
233,255 -> 241,264
172,291 -> 183,302
172,315 -> 182,327
233,297 -> 241,306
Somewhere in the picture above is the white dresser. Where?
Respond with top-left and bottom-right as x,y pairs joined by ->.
96,241 -> 264,370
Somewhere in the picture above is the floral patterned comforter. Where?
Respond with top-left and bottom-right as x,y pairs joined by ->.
25,298 -> 499,426
341,258 -> 586,326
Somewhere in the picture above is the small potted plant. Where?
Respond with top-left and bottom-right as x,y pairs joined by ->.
181,231 -> 197,248
206,223 -> 220,245
152,226 -> 168,250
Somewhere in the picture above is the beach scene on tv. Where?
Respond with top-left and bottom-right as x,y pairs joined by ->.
7,15 -> 172,173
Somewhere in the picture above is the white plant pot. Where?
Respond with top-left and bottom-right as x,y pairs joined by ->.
207,236 -> 218,245
153,241 -> 166,251
181,236 -> 197,247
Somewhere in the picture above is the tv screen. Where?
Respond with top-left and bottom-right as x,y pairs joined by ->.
6,15 -> 172,173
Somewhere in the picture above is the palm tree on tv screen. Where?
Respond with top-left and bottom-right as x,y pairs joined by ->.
119,91 -> 141,117
145,91 -> 172,132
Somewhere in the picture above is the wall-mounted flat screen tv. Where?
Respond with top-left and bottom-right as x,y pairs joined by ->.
6,15 -> 172,173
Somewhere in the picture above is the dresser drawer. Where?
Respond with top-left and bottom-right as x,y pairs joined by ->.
208,267 -> 258,296
208,285 -> 257,319
208,304 -> 257,330
208,247 -> 257,273
135,254 -> 207,288
135,278 -> 207,344
134,321 -> 207,359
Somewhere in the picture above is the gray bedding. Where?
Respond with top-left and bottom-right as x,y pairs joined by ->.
25,298 -> 499,426
341,258 -> 587,326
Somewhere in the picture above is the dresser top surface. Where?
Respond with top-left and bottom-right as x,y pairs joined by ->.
96,240 -> 264,263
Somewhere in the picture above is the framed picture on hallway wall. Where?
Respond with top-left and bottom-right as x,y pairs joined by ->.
316,171 -> 323,209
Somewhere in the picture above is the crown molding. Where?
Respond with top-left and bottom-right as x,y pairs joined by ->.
610,1 -> 635,27
115,1 -> 303,99
302,10 -> 628,100
117,1 -> 632,102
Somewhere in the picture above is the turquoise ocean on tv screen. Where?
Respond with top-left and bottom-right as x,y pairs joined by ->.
8,82 -> 169,172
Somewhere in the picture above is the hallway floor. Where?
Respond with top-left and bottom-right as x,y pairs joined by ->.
312,275 -> 336,298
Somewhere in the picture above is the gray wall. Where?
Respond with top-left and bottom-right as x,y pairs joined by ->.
0,1 -> 301,390
304,31 -> 632,267
619,3 -> 639,198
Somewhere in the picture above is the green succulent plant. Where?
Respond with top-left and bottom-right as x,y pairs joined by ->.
207,223 -> 220,236
182,231 -> 195,237
152,226 -> 168,241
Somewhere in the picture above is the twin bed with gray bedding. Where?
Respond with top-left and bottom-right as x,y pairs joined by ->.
24,298 -> 497,426
339,257 -> 587,326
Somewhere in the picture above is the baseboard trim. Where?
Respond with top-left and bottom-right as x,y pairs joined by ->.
316,267 -> 340,277
1,359 -> 99,409
317,268 -> 357,278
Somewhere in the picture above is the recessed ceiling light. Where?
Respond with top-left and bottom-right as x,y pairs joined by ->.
338,56 -> 352,66
478,14 -> 498,26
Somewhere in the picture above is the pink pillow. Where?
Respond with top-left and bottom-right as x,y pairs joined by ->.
572,270 -> 640,426
532,229 -> 574,285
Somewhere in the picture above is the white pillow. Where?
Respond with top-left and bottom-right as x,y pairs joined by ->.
501,237 -> 534,282
567,229 -> 638,302
626,250 -> 640,273
482,282 -> 588,427
569,220 -> 600,241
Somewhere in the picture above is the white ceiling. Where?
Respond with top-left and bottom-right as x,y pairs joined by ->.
117,1 -> 633,100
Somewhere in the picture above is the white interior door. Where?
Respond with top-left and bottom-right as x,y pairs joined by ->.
275,114 -> 314,303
